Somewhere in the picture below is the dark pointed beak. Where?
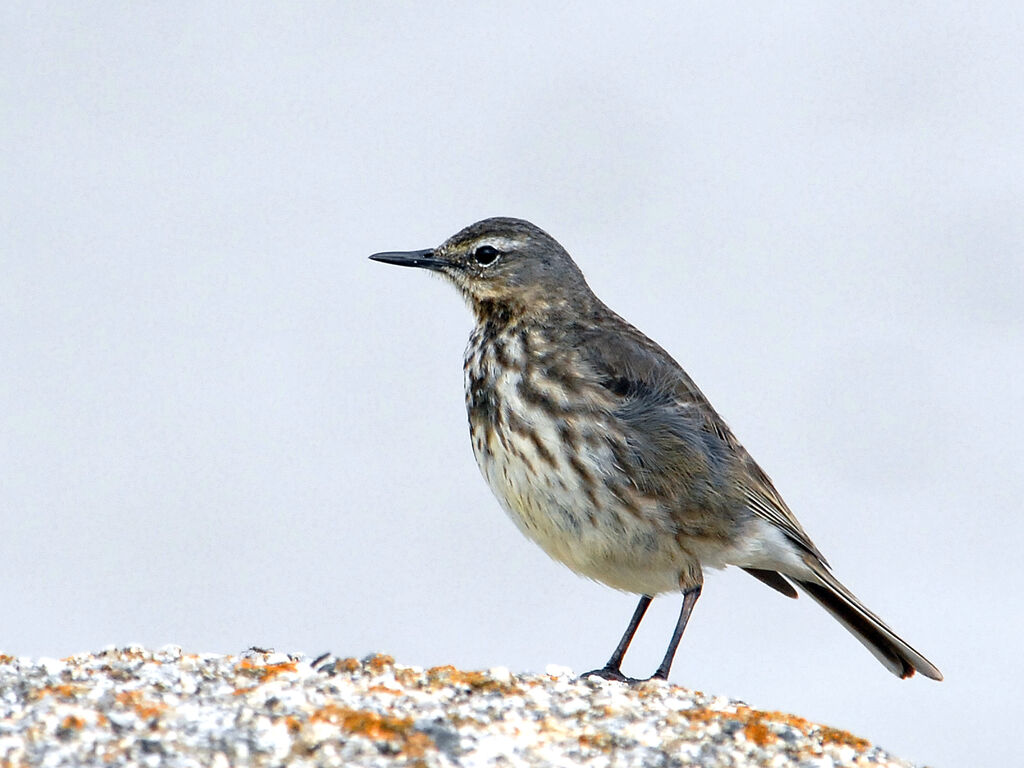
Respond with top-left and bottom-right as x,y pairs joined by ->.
368,248 -> 447,271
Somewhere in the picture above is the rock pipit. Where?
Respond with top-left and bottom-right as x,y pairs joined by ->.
370,217 -> 941,682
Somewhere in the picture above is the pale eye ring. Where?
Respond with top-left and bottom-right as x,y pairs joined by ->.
473,245 -> 500,266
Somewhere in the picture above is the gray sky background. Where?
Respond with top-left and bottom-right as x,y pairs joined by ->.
2,3 -> 1021,765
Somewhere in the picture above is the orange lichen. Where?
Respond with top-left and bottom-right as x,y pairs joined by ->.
364,654 -> 395,674
679,705 -> 870,751
817,725 -> 870,750
233,658 -> 300,693
236,658 -> 298,681
60,715 -> 85,730
29,683 -> 87,703
117,648 -> 149,661
0,654 -> 14,665
114,691 -> 166,721
742,720 -> 776,747
311,704 -> 410,737
393,668 -> 415,686
424,665 -> 521,694
309,704 -> 435,756
403,732 -> 434,759
367,685 -> 403,695
747,709 -> 811,731
578,732 -> 614,751
337,657 -> 361,673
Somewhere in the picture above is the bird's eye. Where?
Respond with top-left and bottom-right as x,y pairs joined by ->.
473,245 -> 500,266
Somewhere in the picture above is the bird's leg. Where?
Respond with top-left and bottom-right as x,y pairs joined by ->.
581,594 -> 652,682
650,584 -> 702,680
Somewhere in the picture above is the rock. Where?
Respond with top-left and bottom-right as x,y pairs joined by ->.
0,647 -> 919,767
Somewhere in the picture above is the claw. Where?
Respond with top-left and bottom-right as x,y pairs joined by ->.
580,667 -> 641,683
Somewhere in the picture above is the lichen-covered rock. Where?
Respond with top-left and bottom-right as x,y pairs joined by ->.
0,646 -> 918,767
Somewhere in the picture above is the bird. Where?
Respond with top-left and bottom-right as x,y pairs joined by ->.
369,217 -> 942,683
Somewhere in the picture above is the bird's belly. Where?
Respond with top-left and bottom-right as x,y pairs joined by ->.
468,401 -> 689,595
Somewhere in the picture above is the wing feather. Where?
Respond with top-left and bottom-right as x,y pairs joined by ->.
574,311 -> 827,564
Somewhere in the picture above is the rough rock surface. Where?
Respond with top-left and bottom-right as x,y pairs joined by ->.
0,646 -> 919,767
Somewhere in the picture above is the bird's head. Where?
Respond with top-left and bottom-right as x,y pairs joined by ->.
370,217 -> 591,318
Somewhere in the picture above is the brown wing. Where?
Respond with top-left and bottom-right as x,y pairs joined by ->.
575,306 -> 828,564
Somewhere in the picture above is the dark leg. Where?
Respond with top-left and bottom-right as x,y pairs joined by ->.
651,584 -> 702,680
581,594 -> 652,681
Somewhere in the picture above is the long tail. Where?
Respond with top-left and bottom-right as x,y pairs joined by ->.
790,560 -> 942,680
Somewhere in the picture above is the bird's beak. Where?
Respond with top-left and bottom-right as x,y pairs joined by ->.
368,248 -> 447,271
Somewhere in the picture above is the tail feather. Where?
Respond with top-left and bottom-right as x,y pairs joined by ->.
742,567 -> 798,598
792,563 -> 942,681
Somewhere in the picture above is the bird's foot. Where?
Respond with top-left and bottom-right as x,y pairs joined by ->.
580,666 -> 642,683
581,666 -> 672,684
